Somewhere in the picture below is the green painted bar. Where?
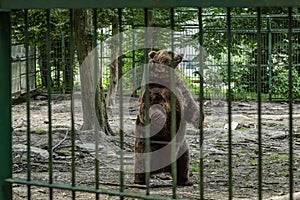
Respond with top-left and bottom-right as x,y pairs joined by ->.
93,8 -> 100,200
256,7 -> 263,200
24,9 -> 32,200
226,8 -> 233,200
117,8 -> 125,199
170,8 -> 177,199
0,0 -> 300,9
69,8 -> 76,200
0,10 -> 12,200
143,8 -> 151,196
5,178 -> 172,200
197,8 -> 205,200
267,17 -> 272,101
46,9 -> 54,200
288,7 -> 294,200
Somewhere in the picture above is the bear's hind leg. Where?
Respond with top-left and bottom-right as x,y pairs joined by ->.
134,140 -> 146,185
176,146 -> 193,186
134,156 -> 146,184
134,172 -> 146,185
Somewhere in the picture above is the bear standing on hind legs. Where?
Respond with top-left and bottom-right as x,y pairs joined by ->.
134,49 -> 202,186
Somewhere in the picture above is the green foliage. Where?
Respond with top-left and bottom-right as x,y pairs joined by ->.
11,7 -> 300,100
11,9 -> 70,46
272,67 -> 300,99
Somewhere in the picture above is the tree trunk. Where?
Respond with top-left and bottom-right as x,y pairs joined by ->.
74,9 -> 94,131
38,46 -> 51,88
74,9 -> 114,134
147,9 -> 154,49
106,10 -> 119,108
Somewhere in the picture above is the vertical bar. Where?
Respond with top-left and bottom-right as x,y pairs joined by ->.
24,9 -> 32,200
170,8 -> 177,199
118,8 -> 125,200
144,8 -> 151,196
56,43 -> 60,89
132,28 -> 137,96
267,17 -> 273,101
226,8 -> 233,199
93,8 -> 100,200
0,9 -> 12,200
46,9 -> 53,200
256,7 -> 263,200
288,7 -> 294,200
61,33 -> 65,94
198,7 -> 205,200
69,9 -> 76,200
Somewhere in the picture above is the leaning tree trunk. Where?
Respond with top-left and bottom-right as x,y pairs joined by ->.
96,80 -> 114,134
106,9 -> 119,108
74,9 -> 113,134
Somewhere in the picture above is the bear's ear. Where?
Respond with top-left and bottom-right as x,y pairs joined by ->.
148,51 -> 157,59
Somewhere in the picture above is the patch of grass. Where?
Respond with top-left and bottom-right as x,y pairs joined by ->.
239,149 -> 246,154
125,167 -> 134,173
216,143 -> 226,148
277,124 -> 286,129
250,159 -> 258,166
236,127 -> 250,131
32,130 -> 47,135
278,154 -> 289,163
189,165 -> 199,172
269,154 -> 278,161
56,150 -> 72,156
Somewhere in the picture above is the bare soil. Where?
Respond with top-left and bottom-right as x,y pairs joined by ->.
11,95 -> 300,199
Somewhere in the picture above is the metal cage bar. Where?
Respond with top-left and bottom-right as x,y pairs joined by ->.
69,9 -> 76,200
0,10 -> 12,200
226,7 -> 233,200
170,8 -> 177,199
288,7 -> 294,200
143,8 -> 151,196
93,8 -> 100,200
0,0 -> 299,9
197,7 -> 205,200
24,9 -> 32,200
117,8 -> 125,199
256,7 -> 263,200
46,9 -> 54,200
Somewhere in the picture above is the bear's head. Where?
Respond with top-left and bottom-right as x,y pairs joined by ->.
148,50 -> 183,68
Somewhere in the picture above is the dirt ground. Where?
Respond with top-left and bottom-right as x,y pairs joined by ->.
11,94 -> 300,199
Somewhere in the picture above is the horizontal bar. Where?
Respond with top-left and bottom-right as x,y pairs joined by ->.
202,28 -> 300,34
5,178 -> 172,200
0,0 -> 300,9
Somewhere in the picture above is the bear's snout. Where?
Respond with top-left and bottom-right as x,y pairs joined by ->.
175,53 -> 183,64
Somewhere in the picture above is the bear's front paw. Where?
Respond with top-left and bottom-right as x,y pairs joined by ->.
149,104 -> 166,125
191,114 -> 200,129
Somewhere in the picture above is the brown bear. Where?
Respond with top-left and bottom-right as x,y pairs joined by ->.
134,49 -> 202,186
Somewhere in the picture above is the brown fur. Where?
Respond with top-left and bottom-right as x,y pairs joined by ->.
134,50 -> 202,186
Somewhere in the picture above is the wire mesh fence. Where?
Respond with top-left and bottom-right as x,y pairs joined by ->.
0,4 -> 299,200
